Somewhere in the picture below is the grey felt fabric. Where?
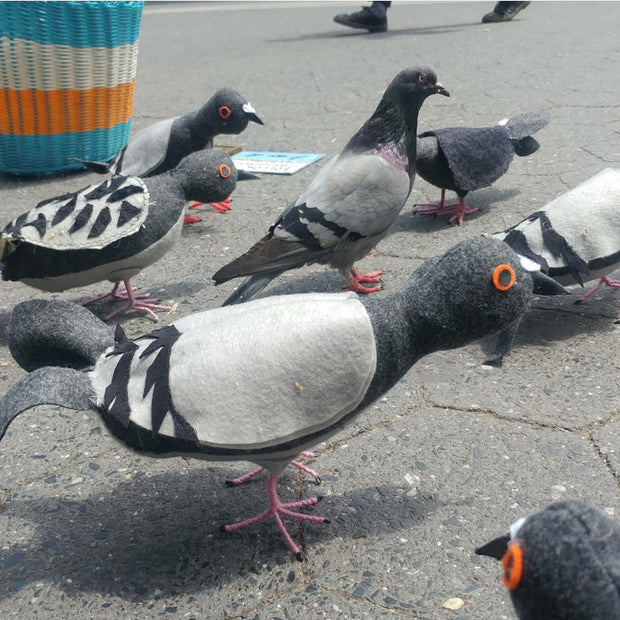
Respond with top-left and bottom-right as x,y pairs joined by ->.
508,501 -> 620,620
427,126 -> 514,190
493,167 -> 620,285
0,367 -> 94,440
502,110 -> 551,141
8,299 -> 114,371
117,117 -> 175,177
91,293 -> 376,454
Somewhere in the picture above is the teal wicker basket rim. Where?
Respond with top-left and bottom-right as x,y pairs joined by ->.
0,1 -> 144,48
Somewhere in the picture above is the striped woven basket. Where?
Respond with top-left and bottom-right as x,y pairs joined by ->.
0,1 -> 144,176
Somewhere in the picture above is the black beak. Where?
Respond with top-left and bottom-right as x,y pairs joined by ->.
475,534 -> 510,560
236,169 -> 260,181
434,81 -> 450,97
245,112 -> 264,126
530,270 -> 569,296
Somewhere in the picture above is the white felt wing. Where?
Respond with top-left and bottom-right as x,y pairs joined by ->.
92,293 -> 377,450
2,177 -> 149,251
117,117 -> 176,176
276,154 -> 411,248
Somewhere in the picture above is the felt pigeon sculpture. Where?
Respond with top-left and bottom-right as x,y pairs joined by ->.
414,110 -> 550,224
476,500 -> 620,620
0,237 -> 557,560
77,88 -> 263,179
0,150 -> 257,320
212,66 -> 449,305
486,167 -> 620,365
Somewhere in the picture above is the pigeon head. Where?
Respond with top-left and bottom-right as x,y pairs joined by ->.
476,501 -> 620,620
203,87 -> 264,134
172,149 -> 255,203
402,237 -> 534,351
384,66 -> 450,110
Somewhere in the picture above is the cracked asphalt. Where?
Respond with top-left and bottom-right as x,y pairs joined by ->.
0,2 -> 618,619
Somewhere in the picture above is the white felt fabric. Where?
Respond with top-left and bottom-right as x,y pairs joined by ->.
92,292 -> 377,449
117,117 -> 176,176
494,168 -> 620,272
3,178 -> 149,250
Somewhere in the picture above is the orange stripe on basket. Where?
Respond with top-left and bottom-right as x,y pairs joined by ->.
0,81 -> 135,136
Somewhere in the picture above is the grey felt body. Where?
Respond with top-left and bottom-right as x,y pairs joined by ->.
0,237 -> 535,479
508,501 -> 620,620
1,150 -> 241,290
493,167 -> 620,285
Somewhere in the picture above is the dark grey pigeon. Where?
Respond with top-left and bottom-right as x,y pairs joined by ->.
486,167 -> 620,365
0,150 -> 257,321
0,236 -> 552,560
476,501 -> 620,620
212,66 -> 449,305
76,88 -> 263,178
414,110 -> 550,224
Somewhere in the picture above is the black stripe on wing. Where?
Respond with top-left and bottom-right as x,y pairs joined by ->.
138,326 -> 198,442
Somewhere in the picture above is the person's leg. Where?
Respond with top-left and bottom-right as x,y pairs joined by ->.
482,1 -> 531,23
333,2 -> 391,33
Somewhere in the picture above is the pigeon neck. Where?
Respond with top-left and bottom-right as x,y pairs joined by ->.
186,106 -> 216,146
345,98 -> 420,173
143,174 -> 187,215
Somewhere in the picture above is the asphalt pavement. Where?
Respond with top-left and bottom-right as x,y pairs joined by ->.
0,2 -> 618,619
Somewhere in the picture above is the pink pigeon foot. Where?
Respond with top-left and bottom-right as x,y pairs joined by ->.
101,280 -> 170,321
225,452 -> 320,486
83,281 -> 151,305
574,276 -> 620,322
221,474 -> 329,560
414,191 -> 478,225
341,268 -> 384,294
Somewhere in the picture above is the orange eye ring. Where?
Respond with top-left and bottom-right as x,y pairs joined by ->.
492,264 -> 516,291
417,73 -> 427,84
502,542 -> 524,590
218,163 -> 231,178
219,105 -> 231,120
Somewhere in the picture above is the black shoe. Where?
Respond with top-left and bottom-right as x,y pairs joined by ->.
333,6 -> 387,33
482,1 -> 531,23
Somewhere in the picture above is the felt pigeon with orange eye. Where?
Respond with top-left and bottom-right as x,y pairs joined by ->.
78,88 -> 263,179
476,500 -> 620,620
0,150 -> 257,321
0,237 -> 558,560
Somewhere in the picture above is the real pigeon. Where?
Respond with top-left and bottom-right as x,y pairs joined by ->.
212,66 -> 449,305
414,110 -> 550,224
0,150 -> 257,320
476,500 -> 620,620
486,167 -> 620,364
77,88 -> 263,178
0,236 -> 560,560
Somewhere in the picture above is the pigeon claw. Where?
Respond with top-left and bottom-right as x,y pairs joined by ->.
184,216 -> 201,225
209,198 -> 232,213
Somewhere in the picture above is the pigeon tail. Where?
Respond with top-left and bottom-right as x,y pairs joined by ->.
9,299 -> 114,372
69,157 -> 114,175
511,135 -> 540,157
222,273 -> 281,306
501,110 -> 550,141
0,367 -> 94,441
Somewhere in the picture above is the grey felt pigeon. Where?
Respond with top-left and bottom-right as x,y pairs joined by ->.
414,111 -> 550,224
486,167 -> 620,365
476,500 -> 620,620
0,236 -> 553,560
213,66 -> 449,305
0,150 -> 257,320
77,88 -> 263,178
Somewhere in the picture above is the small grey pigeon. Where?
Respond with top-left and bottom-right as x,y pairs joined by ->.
476,500 -> 620,620
414,110 -> 550,224
486,167 -> 620,364
0,236 -> 552,560
0,150 -> 257,320
77,88 -> 263,178
212,66 -> 449,305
